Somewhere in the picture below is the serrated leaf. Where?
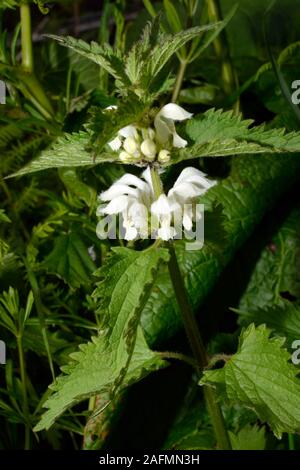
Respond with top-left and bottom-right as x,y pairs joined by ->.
35,247 -> 169,431
142,24 -> 220,91
201,324 -> 300,438
7,131 -> 116,178
229,424 -> 266,450
169,108 -> 300,165
43,232 -> 96,288
46,35 -> 130,88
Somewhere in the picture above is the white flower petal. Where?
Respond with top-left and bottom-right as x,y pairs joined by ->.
100,184 -> 139,201
154,115 -> 173,144
158,224 -> 176,241
172,131 -> 188,148
100,195 -> 130,215
119,125 -> 138,139
142,166 -> 154,192
169,182 -> 207,201
116,173 -> 151,193
105,105 -> 117,111
174,167 -> 217,189
124,225 -> 138,241
157,103 -> 193,121
182,205 -> 194,231
108,136 -> 122,151
151,194 -> 171,216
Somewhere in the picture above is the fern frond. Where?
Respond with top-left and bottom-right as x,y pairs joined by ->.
0,123 -> 24,149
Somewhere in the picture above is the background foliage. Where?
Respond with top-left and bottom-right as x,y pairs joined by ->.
1,0 -> 300,450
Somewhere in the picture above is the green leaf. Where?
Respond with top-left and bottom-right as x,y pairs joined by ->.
229,424 -> 266,450
0,0 -> 19,9
163,0 -> 183,33
143,24 -> 220,90
239,206 -> 300,311
35,247 -> 169,431
234,303 -> 300,344
43,232 -> 96,288
48,22 -> 219,97
169,109 -> 300,165
234,206 -> 300,342
46,35 -> 130,88
201,324 -> 300,438
58,168 -> 97,208
7,131 -> 116,178
0,210 -> 11,223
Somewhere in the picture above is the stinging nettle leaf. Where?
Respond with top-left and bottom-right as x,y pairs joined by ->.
35,247 -> 169,431
201,323 -> 300,438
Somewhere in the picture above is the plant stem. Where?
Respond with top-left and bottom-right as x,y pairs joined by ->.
172,60 -> 187,103
20,2 -> 33,73
20,2 -> 55,119
288,433 -> 295,450
150,166 -> 163,199
168,243 -> 232,450
17,333 -> 30,449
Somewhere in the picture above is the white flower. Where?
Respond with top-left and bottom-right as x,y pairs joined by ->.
107,125 -> 138,152
158,149 -> 171,164
151,194 -> 179,241
140,139 -> 157,160
97,166 -> 216,241
106,103 -> 192,164
97,167 -> 153,240
154,103 -> 192,149
168,167 -> 217,231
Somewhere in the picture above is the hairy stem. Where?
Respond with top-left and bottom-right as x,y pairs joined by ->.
168,243 -> 232,450
17,333 -> 30,449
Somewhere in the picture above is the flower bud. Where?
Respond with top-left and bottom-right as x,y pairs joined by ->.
147,128 -> 156,140
123,136 -> 139,155
158,149 -> 171,164
141,139 -> 157,159
119,151 -> 134,163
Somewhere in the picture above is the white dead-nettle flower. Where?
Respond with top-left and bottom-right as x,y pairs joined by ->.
97,167 -> 154,240
154,103 -> 193,149
97,167 -> 216,241
107,104 -> 192,164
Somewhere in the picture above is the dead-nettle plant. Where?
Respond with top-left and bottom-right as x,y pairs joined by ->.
9,17 -> 300,449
